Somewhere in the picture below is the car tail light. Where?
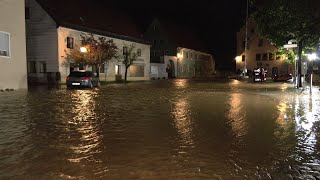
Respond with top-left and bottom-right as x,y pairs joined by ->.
82,77 -> 90,81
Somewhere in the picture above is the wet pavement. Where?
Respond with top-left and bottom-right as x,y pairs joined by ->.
0,79 -> 320,179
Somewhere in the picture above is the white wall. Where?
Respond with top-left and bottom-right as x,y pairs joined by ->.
57,27 -> 150,82
0,0 -> 27,89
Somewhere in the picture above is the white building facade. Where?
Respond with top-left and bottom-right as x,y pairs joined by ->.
0,0 -> 28,89
26,0 -> 150,84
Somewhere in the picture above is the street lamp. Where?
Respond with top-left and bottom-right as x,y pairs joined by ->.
80,47 -> 87,53
307,53 -> 318,93
235,56 -> 241,62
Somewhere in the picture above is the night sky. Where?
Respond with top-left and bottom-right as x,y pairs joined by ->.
100,0 -> 248,70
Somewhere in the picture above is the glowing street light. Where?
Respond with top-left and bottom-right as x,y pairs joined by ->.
307,53 -> 317,61
80,47 -> 88,53
235,56 -> 241,62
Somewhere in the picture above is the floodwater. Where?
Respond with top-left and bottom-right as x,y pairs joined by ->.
0,79 -> 320,179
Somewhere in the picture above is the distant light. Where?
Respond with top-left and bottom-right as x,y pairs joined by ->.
307,53 -> 317,61
80,47 -> 87,53
235,56 -> 241,62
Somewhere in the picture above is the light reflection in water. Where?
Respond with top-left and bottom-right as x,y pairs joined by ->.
227,93 -> 248,138
172,97 -> 194,147
67,90 -> 103,165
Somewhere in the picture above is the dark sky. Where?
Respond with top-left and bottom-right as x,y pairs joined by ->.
101,0 -> 248,70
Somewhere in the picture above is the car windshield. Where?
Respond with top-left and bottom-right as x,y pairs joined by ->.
69,71 -> 92,77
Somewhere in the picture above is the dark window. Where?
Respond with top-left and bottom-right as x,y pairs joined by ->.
153,40 -> 157,47
269,53 -> 274,60
25,7 -> 30,19
256,54 -> 261,61
28,61 -> 37,73
165,49 -> 169,55
79,63 -> 85,70
242,55 -> 246,62
137,48 -> 142,57
258,39 -> 264,47
100,64 -> 105,73
186,52 -> 189,59
67,37 -> 74,49
262,53 -> 268,61
123,46 -> 128,55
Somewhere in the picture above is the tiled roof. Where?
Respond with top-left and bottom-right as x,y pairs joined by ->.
36,0 -> 149,44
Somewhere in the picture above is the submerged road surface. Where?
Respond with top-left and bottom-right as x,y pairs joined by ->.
0,80 -> 320,179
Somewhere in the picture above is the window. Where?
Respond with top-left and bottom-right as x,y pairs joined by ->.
137,48 -> 142,57
79,63 -> 85,70
256,54 -> 261,61
130,65 -> 144,77
123,46 -> 128,55
115,65 -> 121,75
186,52 -> 189,59
67,37 -> 74,49
0,32 -> 10,57
39,61 -> 46,73
269,53 -> 274,60
242,55 -> 246,62
25,7 -> 30,19
153,40 -> 157,47
258,39 -> 264,47
28,61 -> 37,73
100,64 -> 105,73
262,53 -> 268,61
165,49 -> 169,55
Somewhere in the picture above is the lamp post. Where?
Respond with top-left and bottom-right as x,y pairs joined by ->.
307,53 -> 317,93
243,0 -> 249,77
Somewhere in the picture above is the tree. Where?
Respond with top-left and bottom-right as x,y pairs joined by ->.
117,43 -> 139,82
64,34 -> 118,79
253,0 -> 320,87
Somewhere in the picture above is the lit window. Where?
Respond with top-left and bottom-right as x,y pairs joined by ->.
39,61 -> 46,73
0,32 -> 10,57
115,65 -> 121,75
67,37 -> 74,49
130,65 -> 144,77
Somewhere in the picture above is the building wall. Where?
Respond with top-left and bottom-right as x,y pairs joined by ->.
236,22 -> 293,76
58,27 -> 150,82
0,0 -> 28,89
25,0 -> 59,83
177,48 -> 215,78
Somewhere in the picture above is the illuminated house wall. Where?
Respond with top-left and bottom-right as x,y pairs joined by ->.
236,21 -> 294,76
25,0 -> 150,83
0,0 -> 28,89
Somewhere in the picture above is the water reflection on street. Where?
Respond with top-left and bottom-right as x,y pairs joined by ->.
0,80 -> 320,179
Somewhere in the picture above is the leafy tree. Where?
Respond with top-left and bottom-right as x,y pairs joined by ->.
117,43 -> 139,82
253,0 -> 320,87
64,34 -> 118,79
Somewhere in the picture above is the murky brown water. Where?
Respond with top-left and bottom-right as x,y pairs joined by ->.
0,79 -> 320,179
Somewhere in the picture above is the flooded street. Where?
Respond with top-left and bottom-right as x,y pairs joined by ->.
1,79 -> 320,179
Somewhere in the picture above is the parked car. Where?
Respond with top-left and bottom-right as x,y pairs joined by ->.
253,68 -> 267,82
66,70 -> 100,89
272,74 -> 292,82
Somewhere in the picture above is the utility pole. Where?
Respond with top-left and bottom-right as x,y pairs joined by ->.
244,0 -> 249,77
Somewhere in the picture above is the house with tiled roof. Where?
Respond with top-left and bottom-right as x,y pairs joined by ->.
144,18 -> 215,79
25,0 -> 151,83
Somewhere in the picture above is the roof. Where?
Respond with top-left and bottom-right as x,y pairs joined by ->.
36,0 -> 149,44
154,18 -> 211,54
